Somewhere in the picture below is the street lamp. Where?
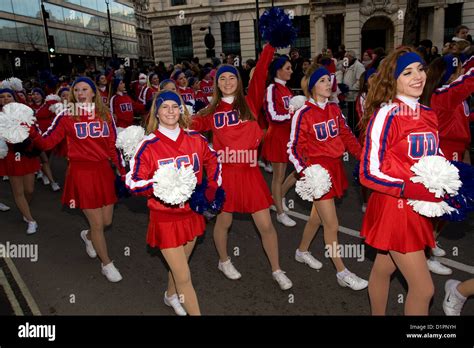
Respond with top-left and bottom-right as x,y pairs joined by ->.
200,26 -> 215,58
105,0 -> 115,59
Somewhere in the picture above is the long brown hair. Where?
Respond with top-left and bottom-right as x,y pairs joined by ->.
69,79 -> 109,121
146,90 -> 191,134
359,46 -> 419,137
420,56 -> 462,107
197,64 -> 254,121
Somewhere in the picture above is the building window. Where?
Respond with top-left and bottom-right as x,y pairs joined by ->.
12,0 -> 41,18
0,19 -> 18,42
292,16 -> 310,59
221,21 -> 241,57
171,0 -> 186,6
170,25 -> 193,64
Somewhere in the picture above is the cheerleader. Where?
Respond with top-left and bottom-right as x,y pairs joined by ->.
0,87 -> 40,234
138,73 -> 160,107
30,87 -> 60,191
200,68 -> 214,98
288,66 -> 367,290
109,78 -> 144,128
172,70 -> 195,106
130,73 -> 147,101
421,55 -> 474,275
30,77 -> 125,282
50,87 -> 70,159
192,43 -> 293,290
359,47 -> 441,315
160,79 -> 177,92
96,74 -> 110,105
261,56 -> 297,227
126,90 -> 222,315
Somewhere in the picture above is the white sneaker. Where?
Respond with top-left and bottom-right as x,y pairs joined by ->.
272,270 -> 293,290
276,213 -> 296,227
164,291 -> 187,316
432,241 -> 446,257
427,259 -> 452,275
218,258 -> 242,280
0,202 -> 10,212
3,176 -> 8,181
264,163 -> 273,173
337,271 -> 368,291
295,249 -> 322,269
258,160 -> 265,168
26,220 -> 38,235
80,230 -> 97,258
51,182 -> 61,192
101,262 -> 123,282
282,198 -> 289,212
36,172 -> 43,180
361,203 -> 367,213
443,279 -> 466,316
42,176 -> 50,185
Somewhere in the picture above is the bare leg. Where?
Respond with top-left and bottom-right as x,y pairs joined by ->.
368,252 -> 397,315
213,211 -> 233,262
271,162 -> 286,214
83,205 -> 114,265
298,203 -> 322,252
167,238 -> 197,297
389,250 -> 434,315
252,208 -> 281,272
9,175 -> 34,221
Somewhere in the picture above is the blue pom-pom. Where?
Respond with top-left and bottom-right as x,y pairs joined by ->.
190,179 -> 209,214
442,161 -> 474,222
208,187 -> 226,214
115,175 -> 131,199
193,100 -> 207,114
353,161 -> 360,186
259,7 -> 297,49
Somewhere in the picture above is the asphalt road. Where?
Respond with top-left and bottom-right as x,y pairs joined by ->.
0,155 -> 473,316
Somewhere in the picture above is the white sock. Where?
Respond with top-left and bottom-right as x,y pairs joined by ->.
337,268 -> 351,279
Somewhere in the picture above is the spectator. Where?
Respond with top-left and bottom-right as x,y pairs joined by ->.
362,49 -> 374,68
453,25 -> 469,42
431,46 -> 441,59
288,47 -> 304,89
341,50 -> 365,131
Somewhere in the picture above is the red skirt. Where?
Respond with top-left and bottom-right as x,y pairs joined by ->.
310,157 -> 348,201
261,124 -> 291,163
361,191 -> 435,253
62,160 -> 117,209
147,211 -> 205,249
221,163 -> 273,213
0,151 -> 40,177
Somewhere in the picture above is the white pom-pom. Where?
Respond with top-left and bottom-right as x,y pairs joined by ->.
0,138 -> 8,159
0,80 -> 12,90
45,94 -> 61,103
153,163 -> 197,205
115,125 -> 145,161
289,95 -> 307,114
295,164 -> 332,201
6,77 -> 23,92
0,103 -> 36,144
207,96 -> 213,103
407,200 -> 457,218
410,155 -> 462,197
116,127 -> 125,135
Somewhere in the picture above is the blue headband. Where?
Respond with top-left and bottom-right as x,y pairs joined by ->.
72,77 -> 97,93
308,67 -> 330,92
32,87 -> 45,99
216,65 -> 239,81
440,55 -> 459,86
58,87 -> 69,96
395,52 -> 425,79
171,70 -> 183,81
271,56 -> 290,77
155,91 -> 182,110
0,88 -> 16,100
112,78 -> 123,92
159,79 -> 175,89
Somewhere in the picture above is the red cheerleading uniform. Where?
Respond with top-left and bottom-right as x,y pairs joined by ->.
0,142 -> 41,177
430,67 -> 474,161
359,97 -> 440,253
126,129 -> 222,249
98,87 -> 109,105
109,93 -> 142,128
194,89 -> 209,106
200,79 -> 214,98
177,86 -> 195,105
31,110 -> 124,209
262,79 -> 293,163
31,102 -> 56,133
288,99 -> 362,200
139,85 -> 159,105
191,44 -> 276,213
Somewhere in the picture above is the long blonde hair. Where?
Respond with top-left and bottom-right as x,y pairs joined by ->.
359,46 -> 419,137
69,79 -> 109,121
146,90 -> 191,134
197,64 -> 254,121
